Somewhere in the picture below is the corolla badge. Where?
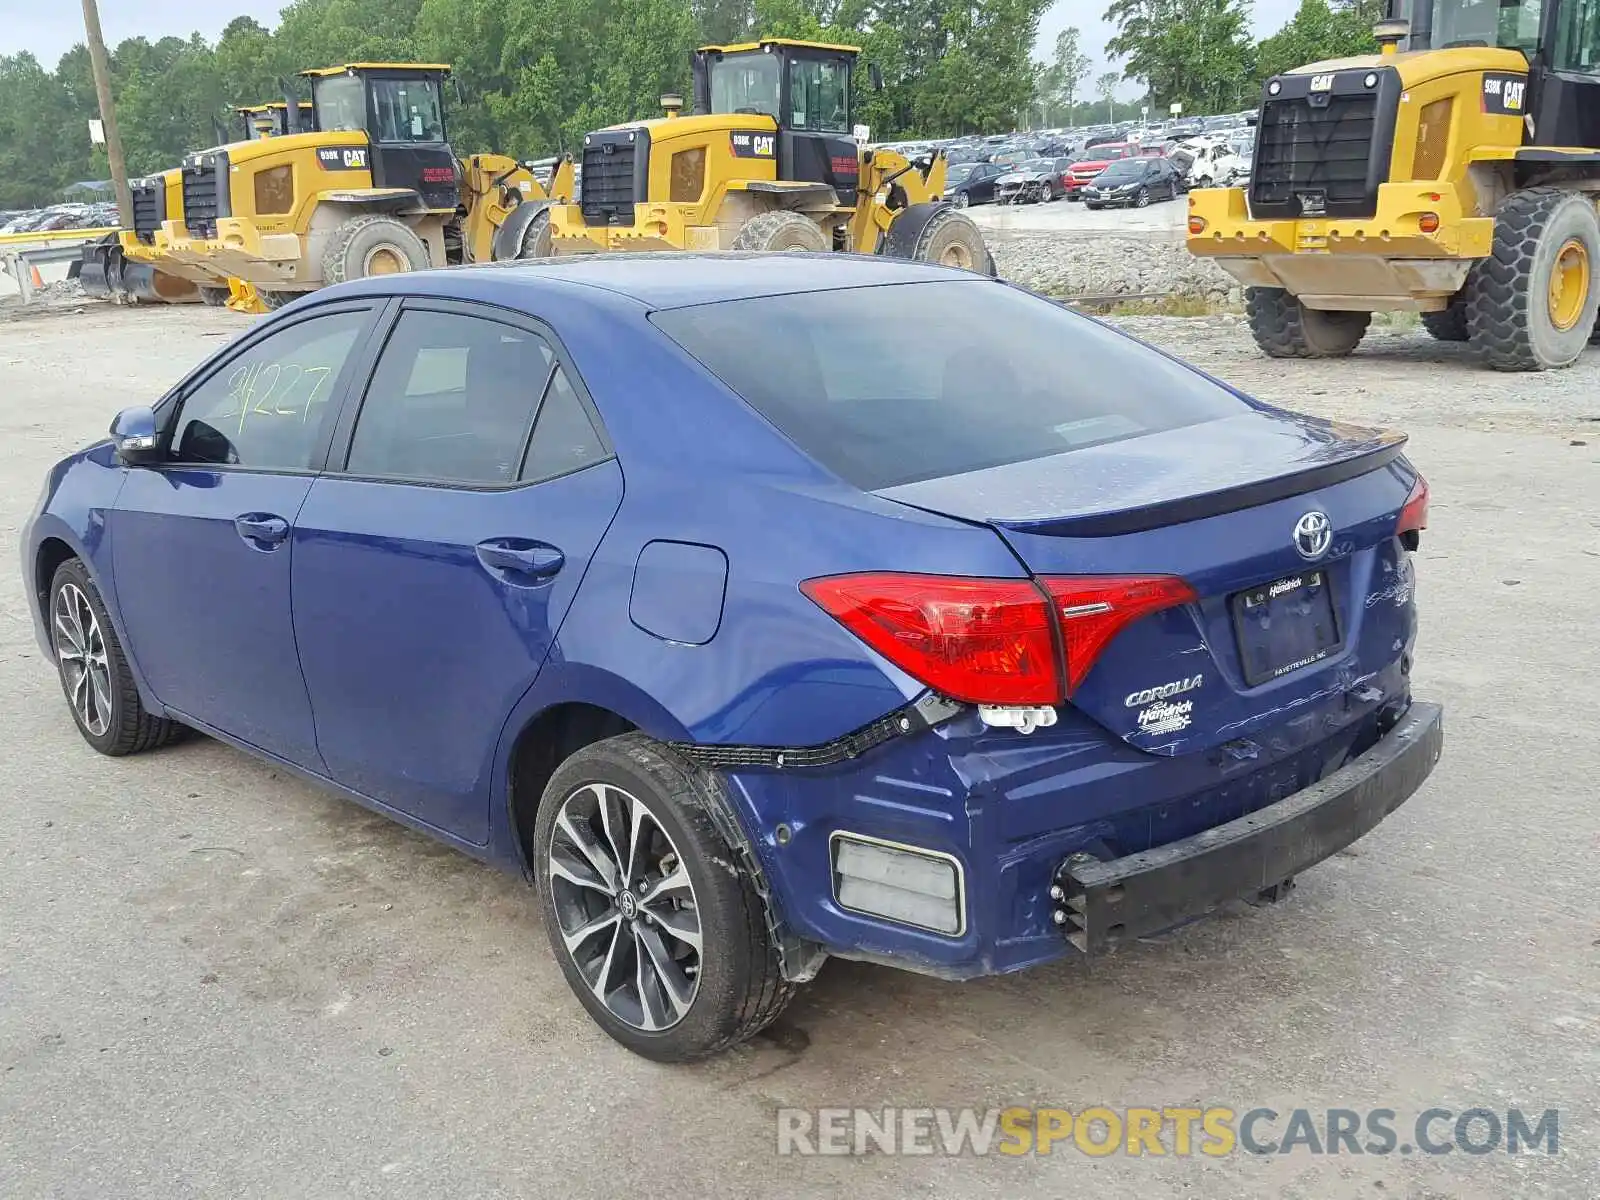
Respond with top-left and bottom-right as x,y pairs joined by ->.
1293,510 -> 1333,560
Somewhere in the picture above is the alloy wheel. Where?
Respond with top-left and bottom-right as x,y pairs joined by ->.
53,582 -> 112,737
547,782 -> 702,1031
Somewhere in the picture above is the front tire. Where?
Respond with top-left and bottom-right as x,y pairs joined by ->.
48,559 -> 182,756
1246,288 -> 1371,358
886,204 -> 992,273
729,210 -> 829,252
1467,187 -> 1600,371
198,285 -> 229,307
535,734 -> 794,1062
953,191 -> 970,209
1135,187 -> 1151,208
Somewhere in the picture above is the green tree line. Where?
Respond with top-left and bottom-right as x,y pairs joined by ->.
0,0 -> 1384,209
0,0 -> 1052,208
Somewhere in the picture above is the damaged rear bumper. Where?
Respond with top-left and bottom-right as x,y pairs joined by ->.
1054,700 -> 1443,953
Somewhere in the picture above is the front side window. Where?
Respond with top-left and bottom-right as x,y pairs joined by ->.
370,77 -> 445,143
170,310 -> 368,470
709,54 -> 781,120
313,75 -> 367,134
787,56 -> 849,133
344,310 -> 554,484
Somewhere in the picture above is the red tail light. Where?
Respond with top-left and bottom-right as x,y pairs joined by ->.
800,574 -> 1059,704
801,572 -> 1196,704
1397,473 -> 1429,548
1040,575 -> 1198,694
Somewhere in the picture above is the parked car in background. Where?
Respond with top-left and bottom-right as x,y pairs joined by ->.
944,161 -> 1007,207
1082,155 -> 1185,208
995,158 -> 1073,204
1063,143 -> 1139,199
1178,137 -> 1249,188
24,254 -> 1440,1063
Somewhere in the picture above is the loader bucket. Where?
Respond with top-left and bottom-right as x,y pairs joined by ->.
77,237 -> 120,299
122,262 -> 201,304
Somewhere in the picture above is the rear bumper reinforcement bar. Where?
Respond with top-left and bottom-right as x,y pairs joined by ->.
1055,700 -> 1444,953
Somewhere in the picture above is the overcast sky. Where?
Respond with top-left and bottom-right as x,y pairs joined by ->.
1,0 -> 1302,100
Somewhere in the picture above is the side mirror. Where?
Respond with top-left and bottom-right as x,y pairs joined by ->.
868,63 -> 885,92
110,406 -> 162,465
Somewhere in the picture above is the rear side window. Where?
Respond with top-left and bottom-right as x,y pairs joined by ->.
651,281 -> 1245,490
345,309 -> 554,484
519,365 -> 609,481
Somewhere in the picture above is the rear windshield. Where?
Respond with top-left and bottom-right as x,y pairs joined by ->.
651,281 -> 1245,489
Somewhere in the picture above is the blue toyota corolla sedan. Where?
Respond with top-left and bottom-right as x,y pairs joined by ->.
22,254 -> 1442,1061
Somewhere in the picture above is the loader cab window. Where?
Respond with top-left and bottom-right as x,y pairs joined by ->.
371,77 -> 446,143
1429,0 -> 1541,53
786,56 -> 850,133
708,53 -> 781,120
1555,0 -> 1600,68
314,75 -> 368,133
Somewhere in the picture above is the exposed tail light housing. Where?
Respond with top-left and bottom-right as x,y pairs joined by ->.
1397,472 -> 1429,550
801,571 -> 1196,706
1039,575 -> 1198,694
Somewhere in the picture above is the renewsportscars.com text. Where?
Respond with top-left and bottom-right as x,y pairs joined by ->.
775,1106 -> 1560,1157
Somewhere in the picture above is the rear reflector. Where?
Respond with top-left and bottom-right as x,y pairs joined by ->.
1040,575 -> 1198,694
802,571 -> 1198,705
799,573 -> 1059,704
832,833 -> 963,935
1397,473 -> 1429,549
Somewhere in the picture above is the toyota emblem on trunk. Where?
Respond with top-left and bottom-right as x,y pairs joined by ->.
1294,511 -> 1333,560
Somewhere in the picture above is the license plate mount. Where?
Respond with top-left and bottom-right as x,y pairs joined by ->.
1231,570 -> 1341,686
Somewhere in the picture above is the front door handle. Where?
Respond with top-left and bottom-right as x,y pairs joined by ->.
475,540 -> 565,580
235,513 -> 290,547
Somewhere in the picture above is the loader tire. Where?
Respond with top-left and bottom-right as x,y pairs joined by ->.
322,214 -> 431,286
1246,287 -> 1370,358
1420,295 -> 1469,341
257,290 -> 295,311
883,204 -> 994,275
1466,187 -> 1600,371
198,286 -> 229,307
730,210 -> 829,252
518,208 -> 553,258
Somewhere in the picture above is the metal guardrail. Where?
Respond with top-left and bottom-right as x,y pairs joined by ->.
0,226 -> 118,247
0,240 -> 103,303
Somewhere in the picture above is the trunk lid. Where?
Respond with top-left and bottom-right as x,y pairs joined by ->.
878,412 -> 1420,756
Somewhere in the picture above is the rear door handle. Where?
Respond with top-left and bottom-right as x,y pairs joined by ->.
475,540 -> 565,580
234,513 -> 289,547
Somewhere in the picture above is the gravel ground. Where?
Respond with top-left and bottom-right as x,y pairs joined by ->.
1,302 -> 1597,1199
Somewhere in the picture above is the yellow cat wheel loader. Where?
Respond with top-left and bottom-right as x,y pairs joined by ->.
76,99 -> 314,304
532,39 -> 991,270
157,64 -> 574,308
1187,0 -> 1600,370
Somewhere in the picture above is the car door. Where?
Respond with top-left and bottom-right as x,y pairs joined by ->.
972,165 -> 999,204
108,301 -> 381,767
291,299 -> 624,843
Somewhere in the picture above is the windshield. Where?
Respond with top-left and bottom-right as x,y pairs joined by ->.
652,281 -> 1242,490
1429,0 -> 1542,52
1096,159 -> 1147,182
947,163 -> 975,183
709,54 -> 781,120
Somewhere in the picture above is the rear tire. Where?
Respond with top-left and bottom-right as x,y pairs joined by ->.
48,559 -> 183,757
1246,287 -> 1371,358
1466,187 -> 1600,371
321,214 -> 431,286
730,210 -> 829,252
534,733 -> 795,1062
1420,296 -> 1469,342
198,286 -> 229,307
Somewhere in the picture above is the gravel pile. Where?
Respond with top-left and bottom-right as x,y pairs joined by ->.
989,231 -> 1237,302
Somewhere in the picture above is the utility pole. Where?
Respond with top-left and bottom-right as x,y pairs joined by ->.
80,0 -> 132,227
